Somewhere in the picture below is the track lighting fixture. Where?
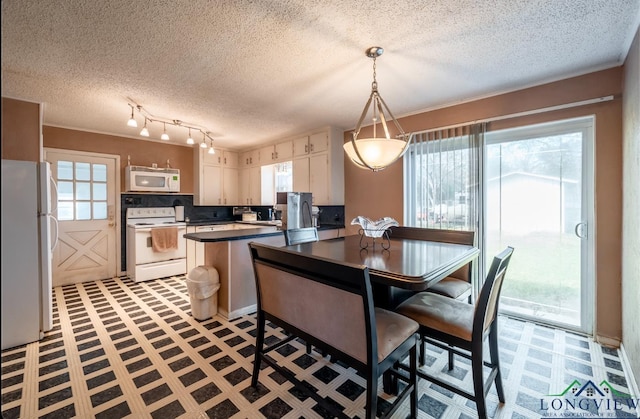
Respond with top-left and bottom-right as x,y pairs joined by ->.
208,139 -> 216,154
126,99 -> 216,147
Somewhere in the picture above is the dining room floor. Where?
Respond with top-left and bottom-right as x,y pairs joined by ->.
1,275 -> 637,419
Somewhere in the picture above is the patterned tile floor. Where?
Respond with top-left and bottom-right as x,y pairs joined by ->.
1,275 -> 638,419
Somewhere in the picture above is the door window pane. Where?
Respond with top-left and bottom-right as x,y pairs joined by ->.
93,183 -> 106,200
75,162 -> 91,181
93,202 -> 107,219
76,202 -> 91,220
58,181 -> 74,200
57,161 -> 74,180
93,164 -> 107,182
76,182 -> 91,200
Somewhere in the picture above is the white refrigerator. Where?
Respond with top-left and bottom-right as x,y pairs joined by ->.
1,159 -> 57,350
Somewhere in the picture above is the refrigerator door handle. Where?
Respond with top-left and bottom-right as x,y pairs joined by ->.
51,215 -> 59,250
49,175 -> 59,213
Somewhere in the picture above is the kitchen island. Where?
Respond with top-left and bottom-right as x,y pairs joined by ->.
184,226 -> 285,320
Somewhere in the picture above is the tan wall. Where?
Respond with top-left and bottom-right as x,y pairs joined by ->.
344,67 -> 624,343
1,97 -> 40,161
621,27 -> 640,386
43,126 -> 195,193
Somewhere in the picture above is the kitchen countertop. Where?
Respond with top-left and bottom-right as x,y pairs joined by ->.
184,226 -> 284,242
184,224 -> 345,243
186,219 -> 344,230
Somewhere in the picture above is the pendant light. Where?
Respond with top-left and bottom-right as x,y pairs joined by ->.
127,105 -> 138,127
343,46 -> 412,171
139,118 -> 149,137
208,139 -> 215,154
186,128 -> 195,145
200,132 -> 208,148
161,122 -> 170,140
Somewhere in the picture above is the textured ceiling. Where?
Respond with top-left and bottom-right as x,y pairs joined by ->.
2,1 -> 639,150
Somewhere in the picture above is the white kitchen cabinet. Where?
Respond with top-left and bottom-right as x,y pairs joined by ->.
291,126 -> 344,205
240,149 -> 258,167
194,148 -> 241,205
293,132 -> 328,157
239,166 -> 262,206
260,140 -> 292,163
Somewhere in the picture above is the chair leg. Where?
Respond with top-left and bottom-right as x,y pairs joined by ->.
251,314 -> 265,388
448,347 -> 455,370
306,342 -> 312,354
366,367 -> 377,419
419,337 -> 426,366
489,326 -> 505,403
471,342 -> 488,419
410,341 -> 418,418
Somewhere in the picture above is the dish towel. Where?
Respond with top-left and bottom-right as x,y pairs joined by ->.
151,227 -> 178,252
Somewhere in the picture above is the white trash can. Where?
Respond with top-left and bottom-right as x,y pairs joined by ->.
186,266 -> 220,320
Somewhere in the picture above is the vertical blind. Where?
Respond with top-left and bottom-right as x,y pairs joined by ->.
404,123 -> 486,291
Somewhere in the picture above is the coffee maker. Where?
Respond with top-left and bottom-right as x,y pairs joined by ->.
276,192 -> 313,230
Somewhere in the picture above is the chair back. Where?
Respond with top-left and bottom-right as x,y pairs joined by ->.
389,226 -> 475,281
283,227 -> 319,246
473,247 -> 514,337
248,242 -> 376,365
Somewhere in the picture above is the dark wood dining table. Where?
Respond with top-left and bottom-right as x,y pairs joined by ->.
282,234 -> 480,310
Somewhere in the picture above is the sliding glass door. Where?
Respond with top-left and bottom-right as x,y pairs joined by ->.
484,117 -> 594,333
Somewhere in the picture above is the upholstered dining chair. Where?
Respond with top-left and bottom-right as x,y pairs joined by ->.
394,246 -> 514,419
283,226 -> 319,354
388,226 -> 475,301
249,242 -> 419,419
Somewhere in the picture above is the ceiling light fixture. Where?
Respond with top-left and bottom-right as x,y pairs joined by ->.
186,128 -> 194,145
127,105 -> 138,127
140,118 -> 150,137
161,122 -> 170,140
126,99 -> 217,146
343,46 -> 412,171
208,139 -> 216,155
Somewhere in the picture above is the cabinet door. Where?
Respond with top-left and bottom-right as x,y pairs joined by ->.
292,157 -> 310,193
275,140 -> 293,161
293,136 -> 310,157
241,150 -> 258,167
309,132 -> 328,154
223,167 -> 239,205
249,166 -> 261,205
203,164 -> 223,205
202,148 -> 223,165
239,169 -> 250,205
259,145 -> 275,164
309,154 -> 328,205
223,150 -> 238,167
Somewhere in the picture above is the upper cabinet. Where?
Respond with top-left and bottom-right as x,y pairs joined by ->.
293,132 -> 329,157
260,140 -> 293,164
194,148 -> 240,206
240,149 -> 259,167
291,127 -> 344,205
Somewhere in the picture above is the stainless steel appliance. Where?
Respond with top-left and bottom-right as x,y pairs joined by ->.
125,165 -> 180,192
1,160 -> 57,350
126,207 -> 187,282
276,192 -> 313,230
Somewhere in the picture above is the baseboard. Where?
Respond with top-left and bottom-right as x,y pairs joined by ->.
219,304 -> 257,321
619,343 -> 640,416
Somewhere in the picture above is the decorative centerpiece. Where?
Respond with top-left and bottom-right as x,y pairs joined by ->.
351,216 -> 399,249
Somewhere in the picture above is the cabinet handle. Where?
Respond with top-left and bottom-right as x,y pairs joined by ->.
224,157 -> 227,165
275,152 -> 278,159
271,152 -> 275,160
218,156 -> 221,164
310,144 -> 314,152
250,157 -> 253,164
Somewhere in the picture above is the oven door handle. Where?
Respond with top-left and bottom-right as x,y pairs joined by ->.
133,227 -> 186,232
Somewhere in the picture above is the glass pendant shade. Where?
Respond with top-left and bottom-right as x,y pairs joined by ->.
127,106 -> 138,127
161,123 -> 170,140
140,118 -> 150,137
344,46 -> 411,172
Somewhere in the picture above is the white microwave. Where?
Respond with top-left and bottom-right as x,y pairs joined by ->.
125,166 -> 180,192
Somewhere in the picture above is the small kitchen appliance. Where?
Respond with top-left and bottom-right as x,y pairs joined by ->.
125,165 -> 180,192
276,192 -> 313,230
126,207 -> 187,282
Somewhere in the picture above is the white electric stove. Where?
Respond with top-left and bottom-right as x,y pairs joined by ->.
126,207 -> 187,282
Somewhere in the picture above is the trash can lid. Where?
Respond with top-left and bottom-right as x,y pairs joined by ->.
187,265 -> 220,283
